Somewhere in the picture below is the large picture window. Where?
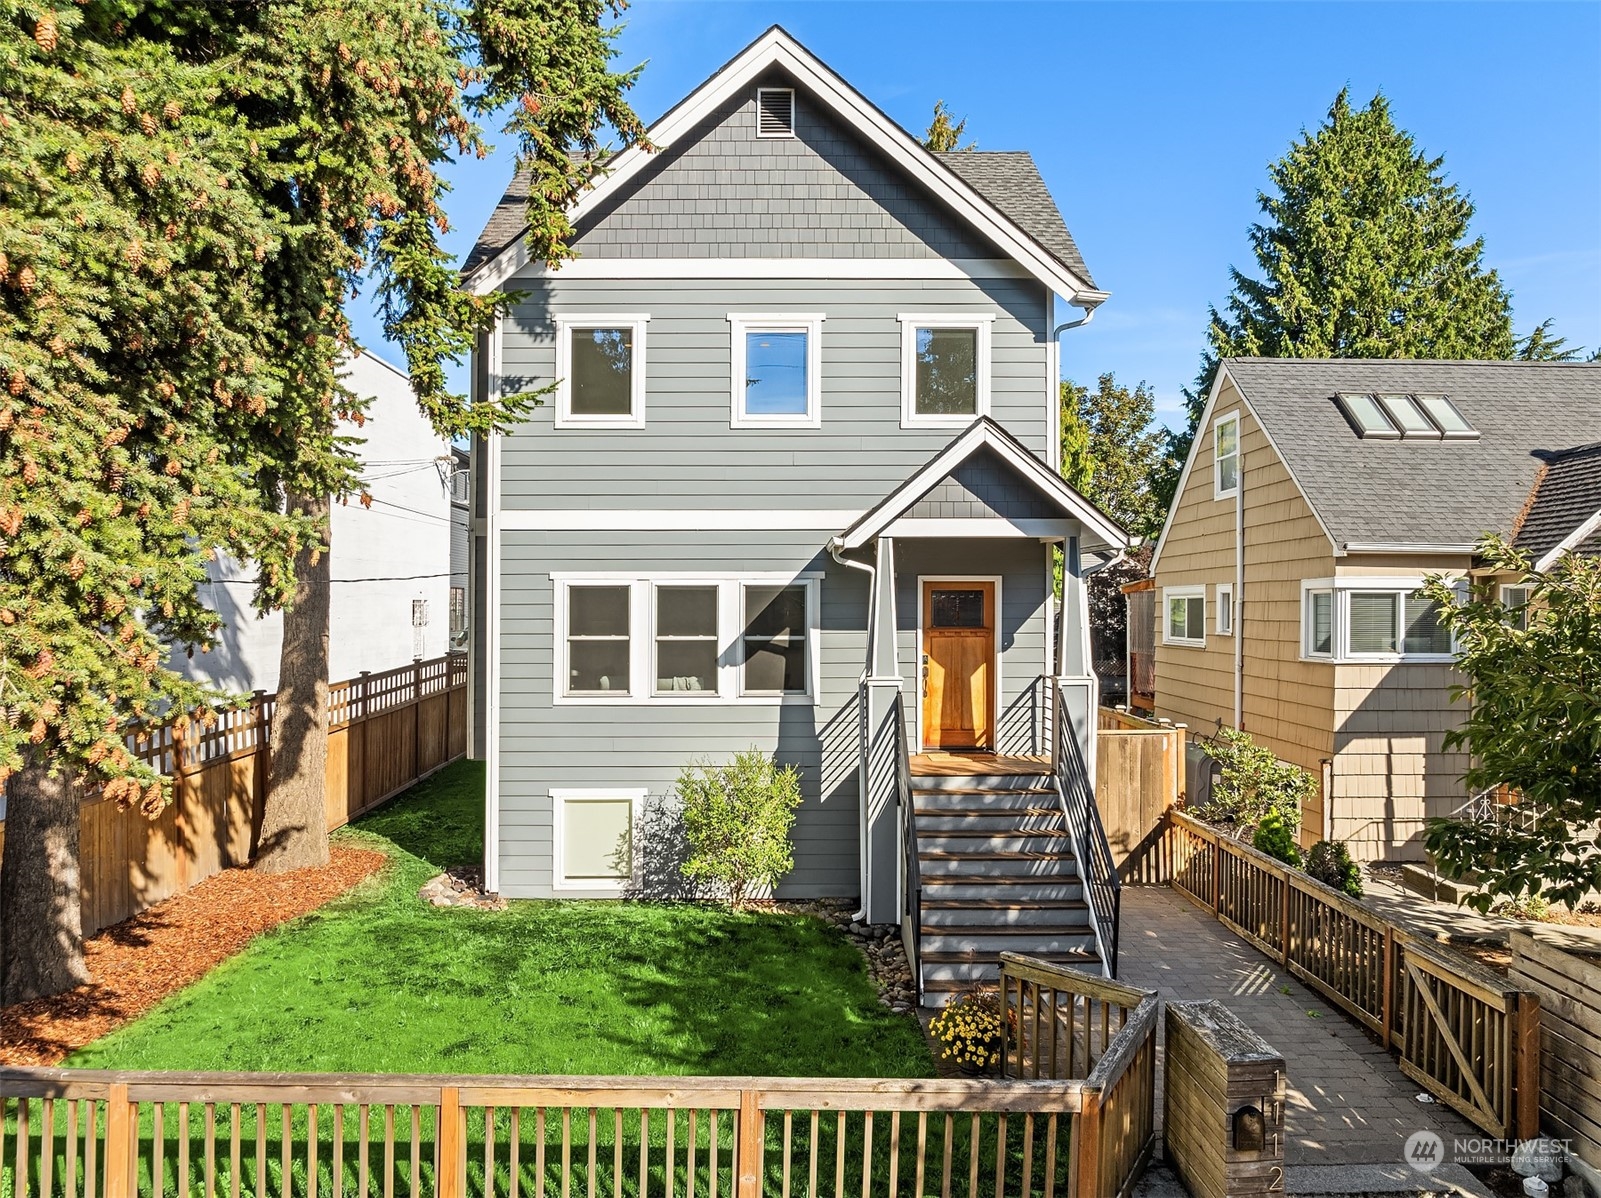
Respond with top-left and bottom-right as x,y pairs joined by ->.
898,314 -> 992,427
728,314 -> 824,428
555,315 -> 648,428
1301,580 -> 1456,662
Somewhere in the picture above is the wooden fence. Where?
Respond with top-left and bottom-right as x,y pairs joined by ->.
1093,712 -> 1182,885
1510,927 -> 1601,1169
1166,810 -> 1540,1140
0,655 -> 468,936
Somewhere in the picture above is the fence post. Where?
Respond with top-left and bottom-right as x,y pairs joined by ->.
251,690 -> 269,857
171,719 -> 191,889
1210,837 -> 1221,915
413,657 -> 424,782
437,1087 -> 463,1198
1381,927 -> 1396,1048
736,1089 -> 762,1198
1074,1092 -> 1102,1198
357,671 -> 371,813
104,1083 -> 133,1198
1514,992 -> 1542,1140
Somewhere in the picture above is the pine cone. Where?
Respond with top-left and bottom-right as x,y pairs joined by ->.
33,11 -> 57,51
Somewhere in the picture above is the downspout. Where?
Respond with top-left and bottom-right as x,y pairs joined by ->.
830,539 -> 876,924
1234,444 -> 1244,730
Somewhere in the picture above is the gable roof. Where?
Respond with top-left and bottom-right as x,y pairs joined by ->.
1215,358 -> 1601,552
462,27 -> 1105,304
833,417 -> 1127,552
1513,441 -> 1601,568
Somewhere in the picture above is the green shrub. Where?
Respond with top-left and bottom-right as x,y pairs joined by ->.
1252,809 -> 1302,867
677,748 -> 803,910
1306,840 -> 1363,898
1198,727 -> 1316,833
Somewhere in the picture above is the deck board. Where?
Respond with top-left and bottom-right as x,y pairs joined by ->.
908,752 -> 1052,777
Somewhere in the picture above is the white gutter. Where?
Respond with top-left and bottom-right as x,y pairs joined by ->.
830,539 -> 876,925
1340,542 -> 1477,555
1051,298 -> 1100,339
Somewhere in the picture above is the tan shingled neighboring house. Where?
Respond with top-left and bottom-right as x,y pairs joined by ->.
1149,358 -> 1601,861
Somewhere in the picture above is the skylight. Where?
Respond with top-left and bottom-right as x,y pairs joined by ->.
1377,393 -> 1439,438
1335,392 -> 1480,441
1413,394 -> 1479,440
1335,393 -> 1401,439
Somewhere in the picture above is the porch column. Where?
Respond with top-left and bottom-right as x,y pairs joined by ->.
1056,535 -> 1098,775
861,536 -> 903,927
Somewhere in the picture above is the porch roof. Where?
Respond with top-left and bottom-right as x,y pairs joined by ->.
831,418 -> 1128,552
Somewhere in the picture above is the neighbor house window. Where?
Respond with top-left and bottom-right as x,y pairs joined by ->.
1163,586 -> 1206,647
565,584 -> 631,695
555,315 -> 648,428
1302,580 -> 1456,661
1214,412 -> 1240,499
728,314 -> 824,427
743,584 -> 809,694
898,314 -> 993,427
552,790 -> 642,891
449,586 -> 466,640
1501,584 -> 1533,630
654,585 -> 718,695
1215,583 -> 1234,636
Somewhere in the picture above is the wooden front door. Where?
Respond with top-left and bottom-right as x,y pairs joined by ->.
921,581 -> 995,750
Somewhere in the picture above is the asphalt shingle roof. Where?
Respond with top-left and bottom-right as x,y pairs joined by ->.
1512,441 -> 1601,562
1222,358 -> 1601,550
934,151 -> 1094,288
462,172 -> 532,278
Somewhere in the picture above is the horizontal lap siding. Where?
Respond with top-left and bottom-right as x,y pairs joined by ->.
1154,381 -> 1336,838
496,277 -> 1050,509
496,530 -> 866,900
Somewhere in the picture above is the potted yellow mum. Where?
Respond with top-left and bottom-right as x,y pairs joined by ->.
929,987 -> 1006,1074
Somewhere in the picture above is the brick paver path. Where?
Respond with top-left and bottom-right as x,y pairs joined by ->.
1117,886 -> 1480,1171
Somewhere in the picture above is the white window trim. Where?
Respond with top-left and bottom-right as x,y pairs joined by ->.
1303,586 -> 1335,659
1213,410 -> 1240,500
550,788 -> 645,893
897,313 -> 994,429
727,313 -> 825,429
1298,577 -> 1459,663
551,572 -> 822,706
755,87 -> 795,138
1500,582 -> 1533,630
1162,585 -> 1206,648
1215,582 -> 1233,636
553,314 -> 649,429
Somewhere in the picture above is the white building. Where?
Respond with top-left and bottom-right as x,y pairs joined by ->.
178,350 -> 459,695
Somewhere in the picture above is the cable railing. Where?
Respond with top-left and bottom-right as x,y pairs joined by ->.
1050,680 -> 1121,977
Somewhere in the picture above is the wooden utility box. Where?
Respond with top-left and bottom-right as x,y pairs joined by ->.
1164,1000 -> 1287,1198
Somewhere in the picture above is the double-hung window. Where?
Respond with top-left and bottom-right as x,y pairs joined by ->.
728,314 -> 824,428
564,585 -> 632,695
742,584 -> 809,695
898,314 -> 992,428
1214,412 -> 1240,498
654,586 -> 719,695
1163,586 -> 1206,647
1500,584 -> 1533,630
555,315 -> 648,428
1301,580 -> 1455,662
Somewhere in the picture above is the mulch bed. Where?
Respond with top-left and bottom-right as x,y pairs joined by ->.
0,846 -> 385,1067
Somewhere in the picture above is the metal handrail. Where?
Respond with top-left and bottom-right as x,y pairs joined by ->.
892,689 -> 922,1002
1052,681 -> 1121,976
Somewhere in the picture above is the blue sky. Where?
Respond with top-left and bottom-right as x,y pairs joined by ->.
348,0 -> 1601,431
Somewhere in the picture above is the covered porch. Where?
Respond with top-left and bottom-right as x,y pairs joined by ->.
827,419 -> 1128,998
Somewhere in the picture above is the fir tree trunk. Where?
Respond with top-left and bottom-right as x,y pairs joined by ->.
256,492 -> 332,874
0,752 -> 92,1004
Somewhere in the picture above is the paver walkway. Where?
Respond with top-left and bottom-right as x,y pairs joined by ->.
1118,887 -> 1493,1196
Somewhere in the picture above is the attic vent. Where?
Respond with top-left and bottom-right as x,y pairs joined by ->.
757,88 -> 795,137
1335,392 -> 1480,441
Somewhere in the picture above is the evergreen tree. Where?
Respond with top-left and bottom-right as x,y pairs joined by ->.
0,0 -> 644,1000
1163,90 -> 1518,507
1514,318 -> 1585,362
923,101 -> 975,152
1059,374 -> 1171,541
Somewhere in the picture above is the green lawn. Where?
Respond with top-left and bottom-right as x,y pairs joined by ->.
70,760 -> 934,1078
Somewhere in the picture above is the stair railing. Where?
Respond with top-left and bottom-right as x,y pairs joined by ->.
1051,678 -> 1121,976
891,689 -> 923,1003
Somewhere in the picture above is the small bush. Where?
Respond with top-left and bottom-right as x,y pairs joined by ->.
1306,840 -> 1363,898
676,748 -> 802,910
1198,727 -> 1316,834
1252,809 -> 1302,867
1495,893 -> 1552,922
928,988 -> 1006,1073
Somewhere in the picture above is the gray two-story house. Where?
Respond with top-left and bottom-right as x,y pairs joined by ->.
464,28 -> 1126,1000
